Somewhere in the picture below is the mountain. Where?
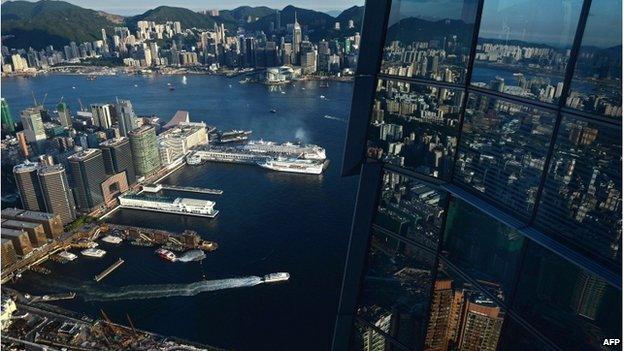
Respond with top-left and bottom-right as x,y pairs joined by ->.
335,6 -> 364,32
386,17 -> 474,46
1,0 -> 122,49
218,6 -> 275,24
126,6 -> 235,31
246,5 -> 336,41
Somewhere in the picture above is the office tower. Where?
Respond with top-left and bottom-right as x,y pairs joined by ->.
20,106 -> 46,144
68,149 -> 107,212
115,99 -> 138,136
13,162 -> 45,211
128,125 -> 161,177
56,102 -> 72,127
333,1 -> 622,350
37,164 -> 76,225
100,137 -> 137,185
1,98 -> 14,133
292,12 -> 302,55
2,228 -> 33,256
90,103 -> 114,129
15,131 -> 30,157
1,208 -> 63,239
1,239 -> 17,269
1,220 -> 47,247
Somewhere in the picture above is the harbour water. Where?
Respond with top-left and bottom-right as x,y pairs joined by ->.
2,74 -> 358,350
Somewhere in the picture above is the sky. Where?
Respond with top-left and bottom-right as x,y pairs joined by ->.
11,0 -> 364,15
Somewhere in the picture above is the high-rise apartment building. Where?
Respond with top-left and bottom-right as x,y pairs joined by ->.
128,124 -> 161,177
20,106 -> 46,147
68,148 -> 107,212
333,0 -> 622,350
37,164 -> 76,225
100,137 -> 137,185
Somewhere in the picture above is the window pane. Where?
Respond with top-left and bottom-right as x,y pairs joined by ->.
380,0 -> 479,84
497,318 -> 558,351
424,261 -> 506,351
513,243 -> 622,351
442,196 -> 525,299
454,93 -> 556,219
356,230 -> 436,349
373,171 -> 447,250
367,79 -> 464,179
567,0 -> 623,118
472,0 -> 583,104
535,115 -> 622,264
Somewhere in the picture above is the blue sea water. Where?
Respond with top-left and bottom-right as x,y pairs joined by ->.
2,74 -> 358,350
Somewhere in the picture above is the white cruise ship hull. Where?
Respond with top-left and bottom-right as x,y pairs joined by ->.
259,162 -> 323,175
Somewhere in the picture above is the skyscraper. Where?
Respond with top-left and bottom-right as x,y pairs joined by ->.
90,103 -> 114,129
100,137 -> 137,185
20,106 -> 46,145
13,162 -> 45,211
37,164 -> 76,225
56,102 -> 72,127
1,98 -> 15,133
115,99 -> 138,136
68,149 -> 107,212
128,125 -> 161,177
292,12 -> 302,56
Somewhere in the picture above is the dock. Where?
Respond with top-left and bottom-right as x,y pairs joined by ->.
144,183 -> 223,195
94,258 -> 125,282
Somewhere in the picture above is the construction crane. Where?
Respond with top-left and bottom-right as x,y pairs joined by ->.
40,93 -> 48,107
78,98 -> 84,111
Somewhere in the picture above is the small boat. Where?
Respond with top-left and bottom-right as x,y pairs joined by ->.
182,75 -> 188,85
280,91 -> 286,94
320,95 -> 326,99
270,109 -> 277,113
72,86 -> 76,89
81,248 -> 106,258
57,251 -> 77,261
101,235 -> 123,244
155,248 -> 177,262
134,84 -> 138,87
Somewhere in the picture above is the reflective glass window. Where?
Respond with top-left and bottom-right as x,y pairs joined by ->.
442,196 -> 525,300
513,242 -> 622,351
356,230 -> 436,349
567,0 -> 622,118
424,261 -> 506,351
380,0 -> 479,84
367,79 -> 464,179
350,321 -> 410,351
454,93 -> 555,219
497,318 -> 558,351
472,0 -> 583,104
373,171 -> 447,250
535,115 -> 622,264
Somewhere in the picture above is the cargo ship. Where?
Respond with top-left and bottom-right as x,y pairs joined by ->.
81,248 -> 106,258
263,272 -> 290,283
258,157 -> 324,175
155,248 -> 177,262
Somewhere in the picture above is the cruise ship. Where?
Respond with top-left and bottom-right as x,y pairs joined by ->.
119,194 -> 219,218
258,157 -> 324,175
243,140 -> 326,160
218,130 -> 252,143
263,272 -> 290,283
81,248 -> 106,258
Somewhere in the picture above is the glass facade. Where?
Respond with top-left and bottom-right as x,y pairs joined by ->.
336,0 -> 622,350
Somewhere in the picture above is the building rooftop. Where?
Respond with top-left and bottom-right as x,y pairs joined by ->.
1,228 -> 28,238
67,148 -> 101,161
2,219 -> 42,229
2,208 -> 57,220
13,161 -> 39,174
99,137 -> 129,147
38,164 -> 66,175
128,124 -> 155,136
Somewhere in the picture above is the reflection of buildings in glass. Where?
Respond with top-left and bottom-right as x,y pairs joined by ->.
570,271 -> 608,321
368,81 -> 462,178
425,277 -> 504,351
375,172 -> 445,249
363,313 -> 392,351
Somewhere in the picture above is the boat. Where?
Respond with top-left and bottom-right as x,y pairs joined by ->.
280,91 -> 286,94
101,235 -> 123,244
320,95 -> 326,99
155,248 -> 177,262
263,272 -> 290,283
258,157 -> 324,175
81,248 -> 106,258
244,140 -> 327,160
270,109 -> 277,113
57,251 -> 77,261
182,75 -> 187,85
186,152 -> 203,165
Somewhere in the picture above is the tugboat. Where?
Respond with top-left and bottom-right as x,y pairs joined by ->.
155,248 -> 177,262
